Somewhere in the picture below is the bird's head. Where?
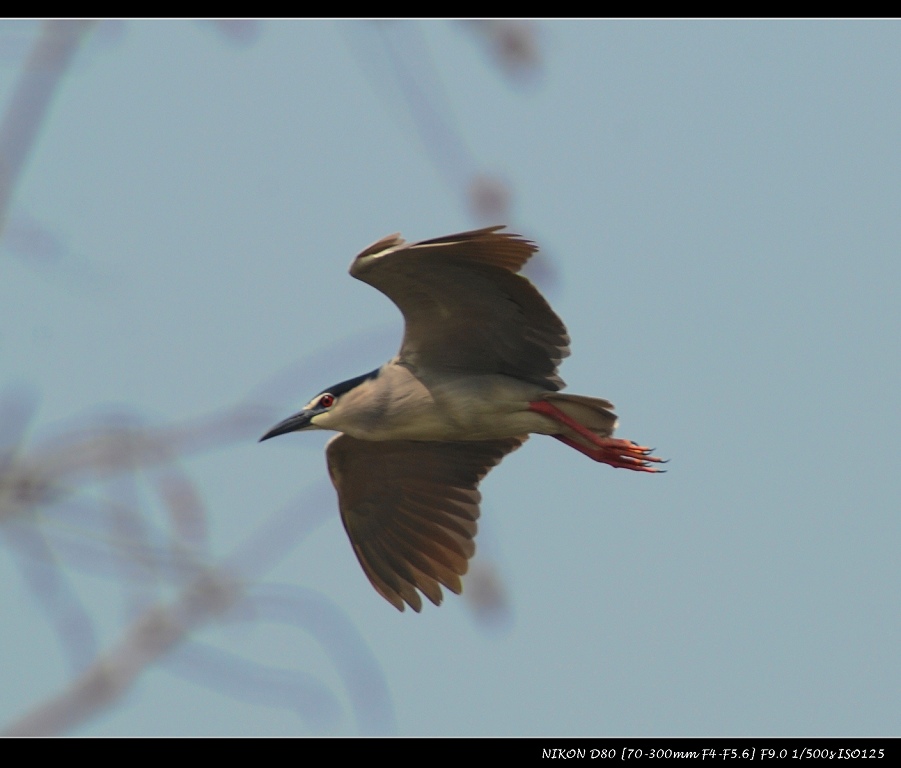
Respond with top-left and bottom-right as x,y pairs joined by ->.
259,368 -> 380,441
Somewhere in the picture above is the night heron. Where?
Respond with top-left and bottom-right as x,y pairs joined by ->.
261,226 -> 664,612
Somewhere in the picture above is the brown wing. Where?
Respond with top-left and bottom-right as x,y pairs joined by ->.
325,432 -> 526,612
350,226 -> 570,391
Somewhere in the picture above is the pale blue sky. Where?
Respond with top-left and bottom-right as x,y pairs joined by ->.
1,19 -> 898,736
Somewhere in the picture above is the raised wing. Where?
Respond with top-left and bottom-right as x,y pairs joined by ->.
326,432 -> 526,612
350,226 -> 570,391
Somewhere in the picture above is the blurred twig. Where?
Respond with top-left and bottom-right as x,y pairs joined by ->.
0,20 -> 95,237
461,20 -> 542,85
3,567 -> 243,737
0,381 -> 394,736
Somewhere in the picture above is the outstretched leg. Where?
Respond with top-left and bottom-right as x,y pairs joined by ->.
528,399 -> 666,473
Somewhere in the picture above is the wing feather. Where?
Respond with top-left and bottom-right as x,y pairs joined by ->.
326,433 -> 526,611
350,226 -> 570,390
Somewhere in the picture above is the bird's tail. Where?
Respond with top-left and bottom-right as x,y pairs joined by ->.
539,392 -> 618,445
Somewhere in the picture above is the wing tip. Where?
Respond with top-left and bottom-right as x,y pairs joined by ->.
350,225 -> 540,277
353,232 -> 406,263
417,224 -> 537,255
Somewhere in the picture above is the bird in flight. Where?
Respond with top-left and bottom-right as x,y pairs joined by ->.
261,226 -> 664,612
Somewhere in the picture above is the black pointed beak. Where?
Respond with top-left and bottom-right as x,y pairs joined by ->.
259,410 -> 316,442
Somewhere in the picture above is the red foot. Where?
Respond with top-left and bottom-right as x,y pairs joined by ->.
552,434 -> 666,472
529,399 -> 666,473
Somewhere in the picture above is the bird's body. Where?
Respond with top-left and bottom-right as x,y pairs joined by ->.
261,226 -> 663,612
315,365 -> 553,442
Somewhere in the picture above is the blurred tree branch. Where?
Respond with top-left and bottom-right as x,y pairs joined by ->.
0,21 -> 95,237
1,384 -> 394,736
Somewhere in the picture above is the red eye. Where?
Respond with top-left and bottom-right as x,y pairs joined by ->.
319,394 -> 335,408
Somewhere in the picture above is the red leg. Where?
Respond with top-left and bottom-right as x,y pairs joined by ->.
528,399 -> 666,473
